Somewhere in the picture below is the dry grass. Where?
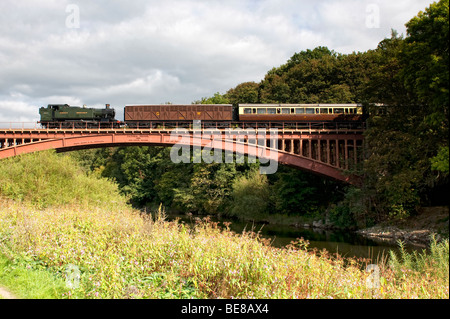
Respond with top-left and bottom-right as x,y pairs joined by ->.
0,198 -> 448,299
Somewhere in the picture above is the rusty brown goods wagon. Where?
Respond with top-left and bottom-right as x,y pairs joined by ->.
124,104 -> 233,122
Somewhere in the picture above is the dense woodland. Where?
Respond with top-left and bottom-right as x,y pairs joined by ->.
72,1 -> 448,229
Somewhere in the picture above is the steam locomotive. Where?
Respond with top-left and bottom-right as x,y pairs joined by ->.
39,104 -> 118,128
39,103 -> 364,128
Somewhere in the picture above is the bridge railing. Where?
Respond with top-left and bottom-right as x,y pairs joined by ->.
0,122 -> 42,129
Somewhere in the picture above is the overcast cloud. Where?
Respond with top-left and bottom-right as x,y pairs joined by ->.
0,0 -> 434,122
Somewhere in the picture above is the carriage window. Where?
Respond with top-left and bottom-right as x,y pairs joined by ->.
334,108 -> 344,114
267,108 -> 276,114
244,108 -> 252,114
282,108 -> 290,114
277,108 -> 281,114
291,108 -> 295,113
345,108 -> 349,114
320,108 -> 328,114
252,108 -> 256,114
305,108 -> 314,114
349,108 -> 355,114
295,108 -> 304,114
257,108 -> 266,114
329,108 -> 333,113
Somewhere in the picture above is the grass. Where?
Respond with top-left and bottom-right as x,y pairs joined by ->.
0,151 -> 448,299
0,253 -> 71,299
387,237 -> 449,298
0,150 -> 129,210
0,198 -> 448,299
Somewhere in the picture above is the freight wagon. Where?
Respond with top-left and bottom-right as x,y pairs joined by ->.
124,104 -> 234,128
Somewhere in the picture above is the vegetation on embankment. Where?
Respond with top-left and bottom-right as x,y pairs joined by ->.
1,197 -> 449,299
0,151 -> 129,211
0,151 -> 448,299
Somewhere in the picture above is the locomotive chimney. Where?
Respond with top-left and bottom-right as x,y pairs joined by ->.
106,104 -> 110,109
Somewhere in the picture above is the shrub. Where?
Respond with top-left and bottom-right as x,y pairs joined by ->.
0,150 -> 128,210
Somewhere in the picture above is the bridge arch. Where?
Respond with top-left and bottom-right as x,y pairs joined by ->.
0,132 -> 361,184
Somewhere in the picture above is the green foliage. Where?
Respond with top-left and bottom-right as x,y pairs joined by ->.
0,253 -> 75,299
430,146 -> 449,175
270,169 -> 319,215
230,169 -> 270,219
0,150 -> 128,210
389,236 -> 449,284
327,187 -> 366,229
174,163 -> 237,215
194,92 -> 230,104
225,81 -> 259,104
360,1 -> 449,223
258,46 -> 375,104
327,205 -> 355,230
402,0 -> 449,125
285,46 -> 337,71
154,167 -> 191,208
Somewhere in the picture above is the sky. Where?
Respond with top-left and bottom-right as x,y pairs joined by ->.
0,0 -> 435,123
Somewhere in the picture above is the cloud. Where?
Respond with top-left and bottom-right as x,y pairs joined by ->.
0,0 -> 435,123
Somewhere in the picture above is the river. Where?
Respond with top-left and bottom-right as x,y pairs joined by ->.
166,213 -> 424,262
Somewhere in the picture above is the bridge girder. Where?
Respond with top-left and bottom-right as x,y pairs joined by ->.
0,130 -> 363,185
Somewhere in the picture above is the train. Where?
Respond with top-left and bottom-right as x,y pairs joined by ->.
39,104 -> 118,128
38,103 -> 364,128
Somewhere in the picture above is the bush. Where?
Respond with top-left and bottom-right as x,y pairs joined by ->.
389,236 -> 449,287
230,169 -> 270,219
327,204 -> 357,229
0,150 -> 129,210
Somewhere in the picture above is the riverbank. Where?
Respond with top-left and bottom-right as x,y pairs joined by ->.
217,205 -> 449,251
356,206 -> 449,248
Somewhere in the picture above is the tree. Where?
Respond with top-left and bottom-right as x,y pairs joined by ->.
402,0 -> 449,118
258,46 -> 378,104
271,171 -> 317,215
360,1 -> 449,221
173,163 -> 237,215
230,169 -> 270,219
193,92 -> 230,104
401,0 -> 449,176
285,46 -> 337,71
225,82 -> 259,104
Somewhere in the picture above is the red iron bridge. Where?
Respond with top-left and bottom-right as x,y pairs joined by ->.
0,121 -> 365,185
